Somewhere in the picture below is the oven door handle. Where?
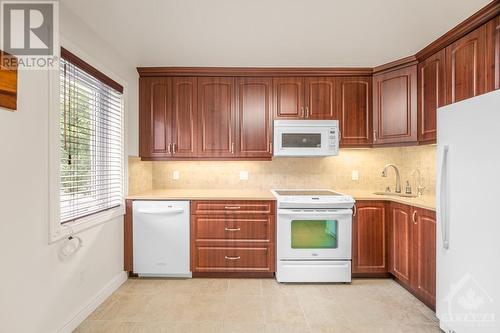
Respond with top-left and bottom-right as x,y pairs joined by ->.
278,209 -> 353,217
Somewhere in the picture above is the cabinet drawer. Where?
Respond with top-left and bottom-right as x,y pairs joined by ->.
193,246 -> 272,271
193,216 -> 272,241
191,200 -> 274,215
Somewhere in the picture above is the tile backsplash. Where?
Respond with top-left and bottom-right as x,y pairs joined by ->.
128,145 -> 436,196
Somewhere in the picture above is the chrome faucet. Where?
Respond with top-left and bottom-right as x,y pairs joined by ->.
382,164 -> 401,193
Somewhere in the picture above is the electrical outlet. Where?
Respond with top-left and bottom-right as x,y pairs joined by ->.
239,170 -> 249,181
351,170 -> 359,181
172,170 -> 180,180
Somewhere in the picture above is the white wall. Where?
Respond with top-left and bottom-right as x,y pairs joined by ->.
0,5 -> 137,333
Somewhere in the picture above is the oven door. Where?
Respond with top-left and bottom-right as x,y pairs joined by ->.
273,127 -> 338,156
277,209 -> 352,260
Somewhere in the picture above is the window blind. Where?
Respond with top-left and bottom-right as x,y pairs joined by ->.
59,50 -> 124,223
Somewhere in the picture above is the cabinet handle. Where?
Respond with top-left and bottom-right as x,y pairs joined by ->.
224,206 -> 241,210
305,106 -> 309,118
172,143 -> 177,154
168,143 -> 172,154
412,210 -> 418,224
373,131 -> 377,142
231,142 -> 235,154
301,107 -> 304,117
225,256 -> 240,260
269,142 -> 273,154
353,204 -> 357,217
224,227 -> 241,232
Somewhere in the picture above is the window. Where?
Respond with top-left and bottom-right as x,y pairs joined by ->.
59,48 -> 124,224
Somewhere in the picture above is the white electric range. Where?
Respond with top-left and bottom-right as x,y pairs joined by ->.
272,189 -> 355,283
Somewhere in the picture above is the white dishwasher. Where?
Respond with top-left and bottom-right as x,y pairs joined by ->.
133,201 -> 191,277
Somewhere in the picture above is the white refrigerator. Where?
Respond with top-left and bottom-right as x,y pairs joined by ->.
436,89 -> 500,333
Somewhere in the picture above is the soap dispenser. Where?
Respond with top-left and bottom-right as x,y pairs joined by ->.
405,180 -> 412,195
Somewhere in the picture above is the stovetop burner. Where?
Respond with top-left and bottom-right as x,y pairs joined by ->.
272,189 -> 355,209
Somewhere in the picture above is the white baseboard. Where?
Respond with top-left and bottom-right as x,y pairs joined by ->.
57,271 -> 128,333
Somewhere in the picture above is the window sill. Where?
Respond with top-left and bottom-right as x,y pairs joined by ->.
49,205 -> 125,243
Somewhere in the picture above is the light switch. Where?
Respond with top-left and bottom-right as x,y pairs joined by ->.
172,170 -> 180,180
351,170 -> 359,181
239,170 -> 249,181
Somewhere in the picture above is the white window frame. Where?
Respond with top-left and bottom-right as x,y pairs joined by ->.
48,41 -> 128,243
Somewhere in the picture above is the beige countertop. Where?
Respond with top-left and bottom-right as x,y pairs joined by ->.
340,189 -> 436,211
126,189 -> 276,201
127,188 -> 436,211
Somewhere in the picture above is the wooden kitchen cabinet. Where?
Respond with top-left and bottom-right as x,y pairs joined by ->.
273,77 -> 305,119
445,24 -> 487,104
389,202 -> 413,288
412,207 -> 437,308
235,78 -> 273,158
337,77 -> 372,147
197,77 -> 236,157
273,77 -> 338,120
190,200 -> 276,276
304,77 -> 337,119
352,201 -> 388,274
417,50 -> 446,144
486,15 -> 500,92
139,77 -> 173,158
373,65 -> 418,145
139,77 -> 198,159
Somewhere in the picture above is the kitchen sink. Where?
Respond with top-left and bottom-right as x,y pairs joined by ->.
373,191 -> 419,198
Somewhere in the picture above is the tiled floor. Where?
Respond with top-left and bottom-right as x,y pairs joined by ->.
75,278 -> 440,333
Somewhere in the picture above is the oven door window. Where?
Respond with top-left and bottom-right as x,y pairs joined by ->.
282,133 -> 321,148
291,220 -> 338,249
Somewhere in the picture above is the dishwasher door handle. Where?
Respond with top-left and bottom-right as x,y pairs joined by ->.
136,208 -> 185,215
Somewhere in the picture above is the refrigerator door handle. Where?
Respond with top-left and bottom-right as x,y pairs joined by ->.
438,145 -> 450,249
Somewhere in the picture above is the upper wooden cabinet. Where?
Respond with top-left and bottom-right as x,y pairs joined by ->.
352,201 -> 387,274
235,78 -> 273,158
273,77 -> 337,120
197,77 -> 235,158
445,25 -> 487,104
172,77 -> 198,157
304,77 -> 337,119
373,65 -> 418,145
139,77 -> 173,158
273,77 -> 304,119
486,15 -> 500,91
337,77 -> 372,147
417,50 -> 446,144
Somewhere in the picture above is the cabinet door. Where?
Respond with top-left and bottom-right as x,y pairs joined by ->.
197,77 -> 235,157
446,25 -> 487,104
273,77 -> 304,119
235,77 -> 273,158
139,77 -> 172,158
412,207 -> 436,309
373,65 -> 417,145
389,203 -> 413,287
352,201 -> 387,274
486,16 -> 500,92
337,77 -> 372,147
417,50 -> 446,144
172,77 -> 198,157
305,77 -> 337,119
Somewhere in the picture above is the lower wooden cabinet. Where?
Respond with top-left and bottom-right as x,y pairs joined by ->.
389,202 -> 412,286
190,200 -> 276,276
352,201 -> 387,274
352,200 -> 436,309
413,207 -> 437,308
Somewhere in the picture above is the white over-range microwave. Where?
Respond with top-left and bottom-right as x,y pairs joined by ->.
273,120 -> 339,157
